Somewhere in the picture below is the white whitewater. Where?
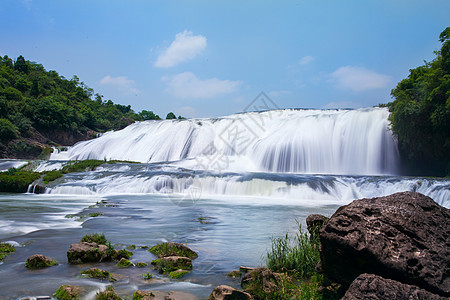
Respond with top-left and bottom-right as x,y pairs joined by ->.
51,108 -> 399,176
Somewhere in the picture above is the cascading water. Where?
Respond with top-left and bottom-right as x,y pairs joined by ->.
51,107 -> 399,176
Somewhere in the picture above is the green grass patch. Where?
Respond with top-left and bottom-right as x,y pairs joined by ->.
88,212 -> 103,217
266,222 -> 320,278
42,170 -> 63,184
0,169 -> 41,192
0,242 -> 16,261
80,233 -> 108,245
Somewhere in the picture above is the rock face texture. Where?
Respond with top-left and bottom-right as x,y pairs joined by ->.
209,285 -> 253,300
306,214 -> 328,236
342,273 -> 442,300
319,192 -> 450,296
66,242 -> 111,264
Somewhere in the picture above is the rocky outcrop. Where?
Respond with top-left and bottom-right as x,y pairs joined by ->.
67,242 -> 113,264
25,254 -> 57,269
209,285 -> 253,300
342,273 -> 443,300
305,214 -> 328,236
319,191 -> 450,296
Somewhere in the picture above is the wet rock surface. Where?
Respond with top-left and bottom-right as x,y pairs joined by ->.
319,191 -> 450,296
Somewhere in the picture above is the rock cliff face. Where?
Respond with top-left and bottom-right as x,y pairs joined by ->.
319,191 -> 450,297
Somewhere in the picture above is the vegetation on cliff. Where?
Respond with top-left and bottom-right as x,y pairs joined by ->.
0,55 -> 182,158
388,27 -> 450,176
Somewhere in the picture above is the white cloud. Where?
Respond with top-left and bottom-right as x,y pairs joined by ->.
164,72 -> 241,99
329,66 -> 391,92
155,30 -> 207,68
99,75 -> 139,95
300,56 -> 315,65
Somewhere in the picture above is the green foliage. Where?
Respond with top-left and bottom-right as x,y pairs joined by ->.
166,112 -> 177,119
80,233 -> 108,245
266,223 -> 320,278
151,257 -> 192,274
141,272 -> 153,280
0,170 -> 41,192
88,212 -> 103,217
388,27 -> 450,175
42,170 -> 63,184
0,242 -> 16,261
139,110 -> 161,120
0,118 -> 18,141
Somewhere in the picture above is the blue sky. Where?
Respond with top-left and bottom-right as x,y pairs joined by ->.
1,0 -> 449,118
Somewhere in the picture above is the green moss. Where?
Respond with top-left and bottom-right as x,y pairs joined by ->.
126,244 -> 136,250
168,269 -> 189,279
136,262 -> 148,268
80,233 -> 108,245
96,285 -> 121,300
54,285 -> 80,300
0,169 -> 41,192
149,242 -> 198,259
25,255 -> 58,269
88,212 -> 103,217
115,249 -> 133,260
42,170 -> 63,184
81,268 -> 110,279
151,257 -> 192,274
0,242 -> 16,261
116,258 -> 132,267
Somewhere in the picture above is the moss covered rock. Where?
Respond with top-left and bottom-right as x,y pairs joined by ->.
54,285 -> 80,300
168,269 -> 190,279
0,242 -> 16,261
67,242 -> 114,264
81,267 -> 110,280
25,254 -> 58,269
116,257 -> 132,268
149,242 -> 198,259
151,256 -> 192,274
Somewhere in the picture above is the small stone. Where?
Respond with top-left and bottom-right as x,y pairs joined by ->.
25,254 -> 57,269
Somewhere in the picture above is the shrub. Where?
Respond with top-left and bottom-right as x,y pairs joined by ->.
0,170 -> 41,193
0,118 -> 17,141
43,170 -> 63,184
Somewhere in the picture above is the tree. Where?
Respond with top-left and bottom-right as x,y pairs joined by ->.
166,112 -> 177,120
388,27 -> 450,176
139,110 -> 161,120
14,55 -> 29,74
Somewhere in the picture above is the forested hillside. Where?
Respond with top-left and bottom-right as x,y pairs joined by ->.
388,27 -> 450,176
0,55 -> 178,158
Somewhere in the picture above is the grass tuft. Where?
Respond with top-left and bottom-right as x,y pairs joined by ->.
80,233 -> 108,245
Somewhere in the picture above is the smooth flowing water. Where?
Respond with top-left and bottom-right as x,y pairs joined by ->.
0,108 -> 449,299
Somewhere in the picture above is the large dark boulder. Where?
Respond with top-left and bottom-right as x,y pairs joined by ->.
209,285 -> 253,300
319,192 -> 450,296
342,273 -> 442,300
306,214 -> 328,236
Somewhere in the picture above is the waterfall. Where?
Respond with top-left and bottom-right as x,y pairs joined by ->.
51,107 -> 400,176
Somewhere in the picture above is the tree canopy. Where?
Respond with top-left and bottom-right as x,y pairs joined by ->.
0,55 -> 183,158
388,27 -> 450,176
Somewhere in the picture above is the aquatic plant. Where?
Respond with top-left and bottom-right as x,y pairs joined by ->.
141,272 -> 153,280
